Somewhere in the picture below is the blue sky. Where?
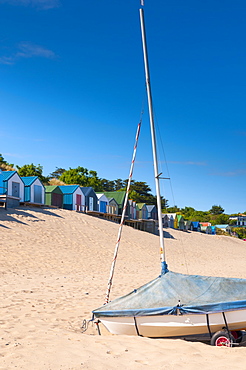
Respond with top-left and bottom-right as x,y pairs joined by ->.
0,0 -> 245,214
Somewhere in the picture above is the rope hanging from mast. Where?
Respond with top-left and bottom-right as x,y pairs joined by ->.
104,119 -> 142,304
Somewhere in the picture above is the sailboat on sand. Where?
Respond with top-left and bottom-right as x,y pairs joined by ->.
92,5 -> 246,347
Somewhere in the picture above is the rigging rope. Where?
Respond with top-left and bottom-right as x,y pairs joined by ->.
104,118 -> 142,304
150,105 -> 190,274
155,120 -> 176,207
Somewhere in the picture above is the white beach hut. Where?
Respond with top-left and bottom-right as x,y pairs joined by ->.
96,193 -> 109,213
1,171 -> 24,205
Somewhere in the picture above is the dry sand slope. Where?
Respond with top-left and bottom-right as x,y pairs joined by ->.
1,206 -> 246,369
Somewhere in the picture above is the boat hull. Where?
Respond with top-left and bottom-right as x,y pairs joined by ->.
98,309 -> 246,337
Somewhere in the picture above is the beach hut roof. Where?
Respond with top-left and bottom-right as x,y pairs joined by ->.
21,176 -> 40,186
192,221 -> 200,227
96,192 -> 104,198
200,225 -> 209,231
108,197 -> 118,205
59,185 -> 79,194
146,205 -> 155,211
215,224 -> 229,228
103,191 -> 125,206
2,170 -> 17,181
136,203 -> 146,210
165,213 -> 177,218
45,185 -> 63,193
96,193 -> 109,200
80,186 -> 95,196
162,213 -> 174,220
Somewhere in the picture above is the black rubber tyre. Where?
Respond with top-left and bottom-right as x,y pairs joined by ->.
211,330 -> 235,347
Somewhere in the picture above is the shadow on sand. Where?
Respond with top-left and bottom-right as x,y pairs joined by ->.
0,223 -> 10,229
163,230 -> 175,239
0,209 -> 28,225
0,206 -> 64,225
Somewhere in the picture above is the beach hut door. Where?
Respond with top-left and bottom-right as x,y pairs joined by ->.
89,197 -> 93,211
34,185 -> 42,203
12,182 -> 20,198
100,201 -> 107,213
76,194 -> 81,211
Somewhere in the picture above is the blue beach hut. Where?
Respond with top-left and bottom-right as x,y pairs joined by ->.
211,226 -> 216,235
96,193 -> 109,213
1,171 -> 24,202
59,185 -> 85,211
146,205 -> 157,220
21,176 -> 45,204
190,221 -> 201,232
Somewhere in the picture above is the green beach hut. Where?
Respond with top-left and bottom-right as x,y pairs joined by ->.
136,203 -> 148,220
45,185 -> 63,208
177,214 -> 185,230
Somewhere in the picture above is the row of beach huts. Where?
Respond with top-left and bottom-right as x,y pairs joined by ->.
0,170 -> 242,235
0,170 -> 157,220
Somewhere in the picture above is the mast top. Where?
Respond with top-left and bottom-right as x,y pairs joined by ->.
140,0 -> 144,6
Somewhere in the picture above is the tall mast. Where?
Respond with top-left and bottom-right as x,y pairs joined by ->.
139,7 -> 168,274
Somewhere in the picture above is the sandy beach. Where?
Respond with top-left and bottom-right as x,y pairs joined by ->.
1,206 -> 246,369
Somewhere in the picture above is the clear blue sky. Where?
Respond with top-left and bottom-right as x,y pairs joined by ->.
0,0 -> 245,214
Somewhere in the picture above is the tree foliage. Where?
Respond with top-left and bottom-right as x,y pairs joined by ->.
209,214 -> 229,225
16,163 -> 50,184
59,166 -> 103,191
120,180 -> 168,209
163,205 -> 180,214
209,205 -> 224,215
0,153 -> 14,170
187,211 -> 210,222
231,227 -> 246,240
100,178 -> 116,192
181,207 -> 195,218
50,167 -> 66,179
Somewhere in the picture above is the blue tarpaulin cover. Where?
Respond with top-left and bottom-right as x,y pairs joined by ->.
93,271 -> 246,317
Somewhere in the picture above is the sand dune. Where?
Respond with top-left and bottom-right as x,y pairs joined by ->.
1,206 -> 246,369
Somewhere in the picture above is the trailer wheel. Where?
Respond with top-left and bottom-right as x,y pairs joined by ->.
231,330 -> 243,343
211,330 -> 235,347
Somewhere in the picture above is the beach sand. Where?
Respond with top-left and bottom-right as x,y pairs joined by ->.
1,206 -> 246,369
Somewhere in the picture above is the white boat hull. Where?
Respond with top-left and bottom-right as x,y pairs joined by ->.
99,309 -> 246,337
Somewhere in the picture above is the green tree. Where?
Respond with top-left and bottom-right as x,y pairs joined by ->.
209,205 -> 224,215
231,227 -> 246,240
59,166 -> 103,191
120,180 -> 168,208
181,206 -> 196,218
87,170 -> 103,191
17,163 -> 50,184
164,205 -> 180,214
129,181 -> 152,197
0,154 -> 8,165
210,214 -> 229,225
188,210 -> 210,222
0,153 -> 14,169
114,178 -> 124,191
50,167 -> 66,179
229,218 -> 237,226
100,178 -> 115,191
